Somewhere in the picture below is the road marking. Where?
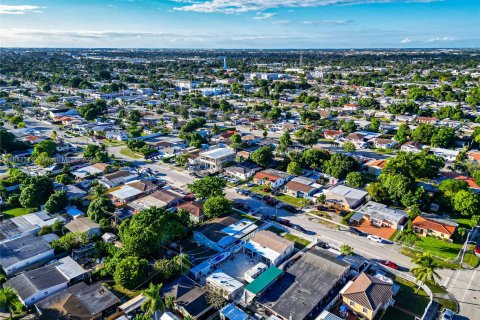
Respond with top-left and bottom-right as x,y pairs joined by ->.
461,268 -> 479,303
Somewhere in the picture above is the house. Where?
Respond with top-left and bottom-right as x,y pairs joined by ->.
342,273 -> 394,320
354,201 -> 408,230
0,235 -> 54,276
257,248 -> 350,320
283,177 -> 319,198
4,257 -> 88,307
162,275 -> 213,320
177,201 -> 204,224
253,169 -> 293,190
99,170 -> 139,188
324,185 -> 368,210
243,266 -> 283,304
109,185 -> 144,203
206,270 -> 244,300
323,130 -> 344,140
71,163 -> 108,179
370,138 -> 397,149
344,133 -> 368,148
128,188 -> 186,211
243,230 -> 294,266
224,162 -> 261,180
106,131 -> 129,141
412,214 -> 458,240
468,151 -> 480,163
400,141 -> 423,153
65,216 -> 101,237
417,116 -> 439,125
430,147 -> 459,162
63,184 -> 88,200
220,303 -> 252,320
35,282 -> 120,320
193,213 -> 259,252
0,211 -> 63,245
364,159 -> 387,176
199,148 -> 236,172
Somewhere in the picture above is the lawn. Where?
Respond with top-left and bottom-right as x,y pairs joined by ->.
463,246 -> 480,268
283,233 -> 311,250
341,211 -> 356,225
414,236 -> 462,260
453,217 -> 472,229
267,225 -> 287,235
249,185 -> 269,195
276,193 -> 310,208
400,247 -> 460,269
389,230 -> 401,241
380,308 -> 415,320
2,207 -> 35,218
119,148 -> 142,159
425,282 -> 458,311
394,277 -> 430,317
102,139 -> 126,147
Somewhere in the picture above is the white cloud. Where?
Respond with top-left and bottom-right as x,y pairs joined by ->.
400,37 -> 412,43
174,0 -> 439,14
427,36 -> 456,42
272,19 -> 291,25
0,5 -> 44,15
252,12 -> 277,19
302,19 -> 352,25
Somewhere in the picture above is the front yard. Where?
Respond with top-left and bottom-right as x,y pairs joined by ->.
414,236 -> 463,261
119,148 -> 142,159
2,207 -> 35,218
276,193 -> 310,208
283,233 -> 311,250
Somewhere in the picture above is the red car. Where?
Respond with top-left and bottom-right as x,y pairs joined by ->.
380,260 -> 399,270
474,244 -> 480,256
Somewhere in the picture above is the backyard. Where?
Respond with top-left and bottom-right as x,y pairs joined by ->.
119,148 -> 142,159
2,207 -> 35,218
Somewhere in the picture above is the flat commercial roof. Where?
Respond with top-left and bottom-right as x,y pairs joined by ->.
245,266 -> 283,295
200,147 -> 235,159
220,303 -> 249,320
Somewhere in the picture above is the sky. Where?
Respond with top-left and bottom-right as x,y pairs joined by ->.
0,0 -> 479,48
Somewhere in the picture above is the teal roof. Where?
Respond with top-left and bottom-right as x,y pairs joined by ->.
245,266 -> 283,295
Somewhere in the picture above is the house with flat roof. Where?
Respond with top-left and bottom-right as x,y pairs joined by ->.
243,266 -> 283,304
65,216 -> 101,237
193,213 -> 260,252
0,235 -> 54,276
35,282 -> 120,320
342,273 -> 394,320
220,303 -> 252,320
199,147 -> 236,172
244,230 -> 294,266
354,201 -> 408,230
99,170 -> 139,188
128,189 -> 186,212
257,247 -> 350,320
224,162 -> 261,180
324,185 -> 368,210
206,270 -> 244,301
71,163 -> 108,179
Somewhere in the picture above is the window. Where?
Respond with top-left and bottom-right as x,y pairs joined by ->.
349,301 -> 355,307
363,307 -> 368,313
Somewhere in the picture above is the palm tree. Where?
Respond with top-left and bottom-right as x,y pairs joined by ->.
411,252 -> 442,293
0,287 -> 21,319
172,253 -> 190,275
141,283 -> 165,320
165,295 -> 175,310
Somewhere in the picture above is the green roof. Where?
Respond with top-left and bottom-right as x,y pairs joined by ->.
245,266 -> 283,295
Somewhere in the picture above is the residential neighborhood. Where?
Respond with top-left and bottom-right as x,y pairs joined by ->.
0,47 -> 479,320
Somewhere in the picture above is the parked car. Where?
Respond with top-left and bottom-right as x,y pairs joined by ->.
348,227 -> 363,236
283,205 -> 299,213
474,244 -> 480,256
367,235 -> 383,243
380,260 -> 399,270
441,309 -> 456,320
277,218 -> 292,227
293,225 -> 307,234
245,182 -> 255,187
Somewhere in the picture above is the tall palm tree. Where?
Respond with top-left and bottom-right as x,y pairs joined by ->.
141,283 -> 165,320
165,295 -> 176,310
172,253 -> 190,275
0,287 -> 20,319
411,252 -> 442,293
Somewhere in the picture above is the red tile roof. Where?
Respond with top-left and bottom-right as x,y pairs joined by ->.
412,216 -> 457,236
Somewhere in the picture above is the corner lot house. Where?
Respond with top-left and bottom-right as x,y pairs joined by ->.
244,230 -> 294,266
0,235 -> 54,276
199,148 -> 236,172
342,273 -> 394,320
254,169 -> 292,189
224,162 -> 261,180
283,177 -> 319,198
412,214 -> 458,240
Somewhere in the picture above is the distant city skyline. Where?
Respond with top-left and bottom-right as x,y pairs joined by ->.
1,0 -> 479,48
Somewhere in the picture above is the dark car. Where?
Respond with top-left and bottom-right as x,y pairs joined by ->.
284,205 -> 298,213
277,218 -> 292,227
293,225 -> 308,234
348,227 -> 363,236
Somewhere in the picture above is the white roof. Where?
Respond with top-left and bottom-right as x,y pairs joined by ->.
110,185 -> 143,200
328,185 -> 368,201
200,147 -> 235,159
71,165 -> 103,178
55,256 -> 87,280
207,270 -> 244,294
244,241 -> 281,263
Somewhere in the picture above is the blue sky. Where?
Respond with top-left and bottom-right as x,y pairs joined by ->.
1,0 -> 479,48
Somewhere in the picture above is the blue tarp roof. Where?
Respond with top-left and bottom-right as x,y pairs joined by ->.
220,303 -> 249,320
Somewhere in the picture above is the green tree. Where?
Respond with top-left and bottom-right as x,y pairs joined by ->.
287,161 -> 303,176
19,176 -> 54,208
142,283 -> 165,320
87,196 -> 115,222
340,244 -> 354,255
322,154 -> 358,179
175,153 -> 189,167
277,131 -> 292,153
55,173 -> 73,186
411,252 -> 442,293
34,152 -> 55,168
346,172 -> 364,188
45,191 -> 68,214
203,196 -> 231,219
342,120 -> 357,133
453,190 -> 480,216
114,256 -> 148,290
342,142 -> 356,152
369,118 -> 380,132
51,232 -> 88,252
367,182 -> 389,204
395,124 -> 411,144
188,176 -> 226,198
301,149 -> 330,169
0,287 -> 22,319
250,146 -> 274,168
32,140 -> 57,157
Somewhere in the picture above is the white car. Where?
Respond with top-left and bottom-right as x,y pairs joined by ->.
441,309 -> 455,320
367,235 -> 383,243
